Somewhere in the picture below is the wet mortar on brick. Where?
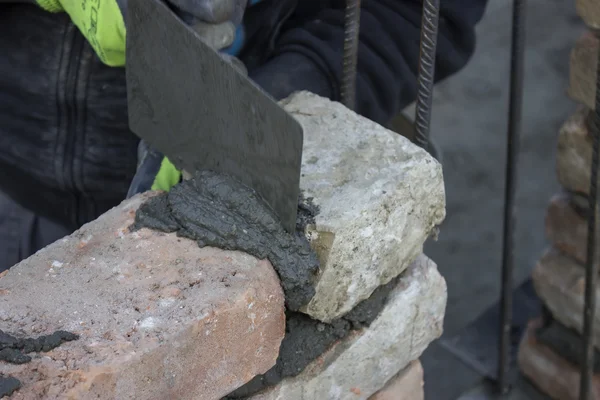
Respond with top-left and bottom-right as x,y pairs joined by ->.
0,330 -> 79,397
134,172 -> 404,397
133,171 -> 319,311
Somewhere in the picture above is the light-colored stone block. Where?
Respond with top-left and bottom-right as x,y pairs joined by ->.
249,254 -> 447,400
577,0 -> 600,30
556,107 -> 596,196
518,318 -> 600,400
569,31 -> 599,111
531,248 -> 600,348
368,361 -> 424,400
545,192 -> 592,265
0,193 -> 285,400
282,92 -> 446,322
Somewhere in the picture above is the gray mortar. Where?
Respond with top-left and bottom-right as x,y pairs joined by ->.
0,330 -> 78,397
225,272 -> 401,398
133,171 -> 400,398
0,375 -> 20,398
132,171 -> 320,311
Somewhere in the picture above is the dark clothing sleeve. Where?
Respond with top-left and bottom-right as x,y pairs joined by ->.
250,0 -> 488,126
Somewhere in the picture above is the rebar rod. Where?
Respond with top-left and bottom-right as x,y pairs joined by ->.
413,0 -> 440,150
341,0 -> 361,111
579,43 -> 600,400
497,0 -> 526,393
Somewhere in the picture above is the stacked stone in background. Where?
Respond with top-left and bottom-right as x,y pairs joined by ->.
517,3 -> 600,398
0,92 -> 446,399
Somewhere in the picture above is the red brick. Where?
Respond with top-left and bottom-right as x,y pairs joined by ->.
519,318 -> 600,400
369,361 -> 424,400
0,193 -> 285,400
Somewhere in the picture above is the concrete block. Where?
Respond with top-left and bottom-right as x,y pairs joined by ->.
556,106 -> 597,196
531,248 -> 600,348
577,0 -> 600,30
368,361 -> 424,400
249,254 -> 447,400
0,193 -> 285,400
518,318 -> 600,400
569,31 -> 598,111
545,192 -> 591,265
282,92 -> 446,322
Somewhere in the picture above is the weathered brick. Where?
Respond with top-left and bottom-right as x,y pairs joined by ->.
568,31 -> 599,110
249,254 -> 446,400
368,361 -> 424,400
0,193 -> 285,400
545,192 -> 591,265
519,318 -> 600,400
531,248 -> 600,348
556,107 -> 597,196
577,0 -> 600,30
284,92 -> 446,323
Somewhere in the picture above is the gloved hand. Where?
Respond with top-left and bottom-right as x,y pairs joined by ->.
36,0 -> 248,67
249,52 -> 334,102
128,39 -> 250,197
125,7 -> 251,197
35,0 -> 251,196
126,140 -> 182,197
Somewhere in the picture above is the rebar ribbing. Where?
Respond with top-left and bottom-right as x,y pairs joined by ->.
579,44 -> 600,400
413,0 -> 440,150
341,0 -> 361,111
497,0 -> 526,393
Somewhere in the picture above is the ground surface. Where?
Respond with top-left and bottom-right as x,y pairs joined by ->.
404,0 -> 587,398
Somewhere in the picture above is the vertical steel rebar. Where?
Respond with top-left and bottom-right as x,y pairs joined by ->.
497,0 -> 526,394
413,0 -> 440,150
579,46 -> 600,400
341,0 -> 361,111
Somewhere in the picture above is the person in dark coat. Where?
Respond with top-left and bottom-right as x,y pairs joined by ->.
0,0 -> 489,271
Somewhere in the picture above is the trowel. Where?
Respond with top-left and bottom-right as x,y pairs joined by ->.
125,0 -> 304,233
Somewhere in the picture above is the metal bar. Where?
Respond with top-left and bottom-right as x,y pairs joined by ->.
497,0 -> 526,394
579,44 -> 600,400
413,0 -> 440,150
341,0 -> 361,111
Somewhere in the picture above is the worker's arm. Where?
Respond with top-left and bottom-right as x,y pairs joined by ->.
250,0 -> 489,126
34,0 -> 245,66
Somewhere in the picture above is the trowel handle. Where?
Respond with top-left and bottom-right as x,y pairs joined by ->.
172,8 -> 238,52
171,8 -> 248,75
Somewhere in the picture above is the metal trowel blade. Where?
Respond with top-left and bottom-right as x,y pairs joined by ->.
125,0 -> 303,232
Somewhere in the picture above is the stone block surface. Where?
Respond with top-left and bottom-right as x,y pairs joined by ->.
282,92 -> 446,322
0,193 -> 285,400
545,192 -> 591,265
556,107 -> 596,196
519,319 -> 600,400
368,361 -> 424,400
249,254 -> 447,400
531,248 -> 600,347
577,0 -> 600,29
569,31 -> 599,111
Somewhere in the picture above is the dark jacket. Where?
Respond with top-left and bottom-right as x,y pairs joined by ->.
0,0 -> 488,231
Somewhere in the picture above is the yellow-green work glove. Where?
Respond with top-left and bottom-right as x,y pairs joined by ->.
126,141 -> 183,197
36,0 -> 247,67
37,0 -> 127,66
152,157 -> 182,191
